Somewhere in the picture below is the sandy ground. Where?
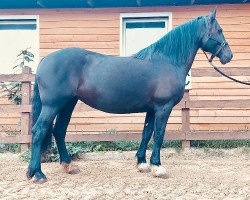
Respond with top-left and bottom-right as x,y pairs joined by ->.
0,148 -> 249,200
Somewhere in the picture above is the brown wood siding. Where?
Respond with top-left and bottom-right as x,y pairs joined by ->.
0,4 -> 250,137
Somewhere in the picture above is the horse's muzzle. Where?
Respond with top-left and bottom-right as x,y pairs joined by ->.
220,52 -> 233,64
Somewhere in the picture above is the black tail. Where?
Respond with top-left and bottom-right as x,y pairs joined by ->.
32,79 -> 52,153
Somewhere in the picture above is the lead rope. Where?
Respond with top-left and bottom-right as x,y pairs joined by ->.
203,50 -> 250,86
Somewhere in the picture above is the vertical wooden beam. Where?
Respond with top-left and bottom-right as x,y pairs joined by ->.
20,67 -> 32,152
182,90 -> 191,149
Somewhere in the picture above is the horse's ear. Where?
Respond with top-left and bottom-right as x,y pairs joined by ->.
208,7 -> 217,23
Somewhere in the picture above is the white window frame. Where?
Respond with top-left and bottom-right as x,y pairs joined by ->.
120,12 -> 172,56
0,15 -> 40,73
119,12 -> 191,89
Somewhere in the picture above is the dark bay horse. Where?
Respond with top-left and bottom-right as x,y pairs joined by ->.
27,8 -> 232,182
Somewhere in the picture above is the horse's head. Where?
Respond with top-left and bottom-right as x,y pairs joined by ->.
201,8 -> 233,64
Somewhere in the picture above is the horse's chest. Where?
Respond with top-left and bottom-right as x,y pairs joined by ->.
153,75 -> 185,105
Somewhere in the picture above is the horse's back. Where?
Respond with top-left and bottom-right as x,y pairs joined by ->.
37,47 -> 89,73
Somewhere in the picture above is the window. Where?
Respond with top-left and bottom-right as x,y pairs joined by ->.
0,15 -> 39,74
120,13 -> 171,56
120,12 -> 191,89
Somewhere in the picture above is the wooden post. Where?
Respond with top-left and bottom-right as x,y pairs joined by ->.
20,67 -> 32,152
182,90 -> 191,149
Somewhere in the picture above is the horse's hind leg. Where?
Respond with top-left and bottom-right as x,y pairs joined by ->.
27,106 -> 58,182
53,98 -> 80,174
136,111 -> 155,173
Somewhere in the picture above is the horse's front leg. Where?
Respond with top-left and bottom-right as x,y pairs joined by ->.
136,111 -> 155,173
150,102 -> 173,179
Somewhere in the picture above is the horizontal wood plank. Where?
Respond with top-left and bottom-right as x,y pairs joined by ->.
40,27 -> 119,35
1,130 -> 249,144
187,100 -> 250,109
190,96 -> 250,100
69,116 -> 181,124
186,131 -> 250,140
193,60 -> 250,68
191,82 -> 250,89
190,88 -> 250,96
190,123 -> 250,131
192,67 -> 250,77
40,20 -> 120,28
190,116 -> 250,124
0,105 -> 31,113
0,74 -> 35,82
190,109 -> 250,117
40,41 -> 119,49
66,123 -> 182,132
173,16 -> 250,26
40,34 -> 119,43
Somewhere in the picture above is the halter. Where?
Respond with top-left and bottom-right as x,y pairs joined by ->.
201,17 -> 250,86
203,38 -> 228,63
201,17 -> 228,63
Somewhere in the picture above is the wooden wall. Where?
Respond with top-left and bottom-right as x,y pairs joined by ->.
0,4 -> 250,137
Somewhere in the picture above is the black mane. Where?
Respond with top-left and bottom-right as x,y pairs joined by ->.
133,17 -> 204,65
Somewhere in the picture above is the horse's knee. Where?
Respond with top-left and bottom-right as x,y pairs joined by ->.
32,131 -> 46,147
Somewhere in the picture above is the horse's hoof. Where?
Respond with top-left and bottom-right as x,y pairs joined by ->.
26,169 -> 35,180
62,162 -> 80,175
26,171 -> 33,180
151,165 -> 168,179
137,163 -> 151,173
69,168 -> 81,174
33,177 -> 48,184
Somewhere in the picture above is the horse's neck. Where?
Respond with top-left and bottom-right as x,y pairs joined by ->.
162,20 -> 203,77
181,42 -> 200,76
175,34 -> 200,77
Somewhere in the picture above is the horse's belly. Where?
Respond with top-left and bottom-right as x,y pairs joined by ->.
77,87 -> 151,114
78,97 -> 148,114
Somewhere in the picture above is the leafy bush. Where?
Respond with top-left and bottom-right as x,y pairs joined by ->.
14,139 -> 250,163
0,144 -> 21,153
1,48 -> 34,105
19,140 -> 182,163
191,140 -> 250,148
1,82 -> 22,105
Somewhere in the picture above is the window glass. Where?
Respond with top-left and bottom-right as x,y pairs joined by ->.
0,16 -> 39,74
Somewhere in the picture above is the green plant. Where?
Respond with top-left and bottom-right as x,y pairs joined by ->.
191,140 -> 250,148
20,148 -> 31,162
1,48 -> 34,105
1,82 -> 22,105
20,142 -> 83,163
17,140 -> 250,162
20,140 -> 182,162
0,144 -> 21,153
